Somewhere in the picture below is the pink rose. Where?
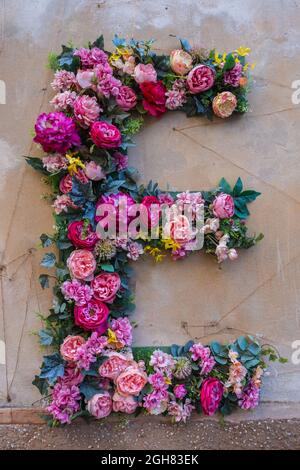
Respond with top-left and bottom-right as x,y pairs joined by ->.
166,215 -> 194,245
170,49 -> 193,75
74,95 -> 101,128
187,65 -> 215,93
112,392 -> 138,414
67,249 -> 96,280
115,365 -> 148,397
133,63 -> 157,84
84,161 -> 105,181
200,377 -> 224,416
90,121 -> 122,149
99,352 -> 133,380
116,85 -> 137,111
60,335 -> 86,362
74,299 -> 109,333
87,392 -> 112,419
212,91 -> 237,118
76,69 -> 95,89
67,220 -> 99,250
59,174 -> 73,194
212,193 -> 235,219
140,195 -> 161,228
91,272 -> 121,303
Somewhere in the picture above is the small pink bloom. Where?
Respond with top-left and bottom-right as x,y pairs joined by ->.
50,91 -> 77,111
212,193 -> 235,219
212,91 -> 237,118
133,63 -> 157,84
111,317 -> 133,348
61,279 -> 93,306
200,378 -> 224,416
112,392 -> 138,414
126,241 -> 144,261
67,249 -> 96,280
91,272 -> 121,303
51,70 -> 76,92
59,174 -> 73,194
74,95 -> 101,128
116,85 -> 137,111
60,335 -> 86,362
173,384 -> 187,400
84,161 -> 105,181
224,63 -> 243,87
187,65 -> 215,93
228,248 -> 238,261
168,399 -> 194,423
42,154 -> 68,173
113,152 -> 128,171
52,195 -> 78,214
87,392 -> 112,419
76,69 -> 95,89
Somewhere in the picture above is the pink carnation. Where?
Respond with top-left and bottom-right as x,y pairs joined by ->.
61,279 -> 94,306
47,383 -> 81,424
126,241 -> 144,261
52,195 -> 78,215
149,350 -> 175,374
94,63 -> 121,98
51,70 -> 76,92
168,399 -> 194,423
42,154 -> 67,173
74,95 -> 101,128
116,85 -> 137,111
74,47 -> 109,68
50,91 -> 77,111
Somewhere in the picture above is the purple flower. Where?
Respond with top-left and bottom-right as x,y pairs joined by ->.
34,112 -> 81,153
148,372 -> 168,391
143,389 -> 169,415
239,381 -> 260,410
113,152 -> 128,171
47,383 -> 81,424
224,63 -> 243,88
189,342 -> 216,375
126,241 -> 144,261
111,317 -> 133,347
149,350 -> 175,374
61,279 -> 94,306
173,384 -> 187,400
168,399 -> 194,423
74,47 -> 109,68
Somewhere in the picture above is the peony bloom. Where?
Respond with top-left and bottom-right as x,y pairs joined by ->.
224,63 -> 243,87
133,63 -> 157,84
99,352 -> 133,380
115,365 -> 148,397
116,85 -> 137,111
51,70 -> 76,92
158,193 -> 175,206
112,392 -> 138,414
187,65 -> 215,93
166,88 -> 187,110
61,279 -> 93,306
212,193 -> 235,219
212,91 -> 237,118
87,392 -> 112,419
110,317 -> 133,348
76,69 -> 95,89
113,151 -> 128,171
173,384 -> 187,400
165,214 -> 195,245
91,272 -> 121,303
90,121 -> 122,149
59,365 -> 84,387
74,299 -> 109,333
50,91 -> 77,111
34,112 -> 81,153
67,249 -> 96,280
74,95 -> 101,128
60,335 -> 86,362
67,220 -> 99,250
52,195 -> 78,214
59,174 -> 73,194
201,217 -> 220,234
84,161 -> 105,181
140,81 -> 167,117
141,195 -> 161,228
170,49 -> 193,75
74,47 -> 109,68
42,154 -> 67,173
200,377 -> 224,416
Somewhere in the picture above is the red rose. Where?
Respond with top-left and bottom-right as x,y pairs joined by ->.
140,81 -> 167,117
67,220 -> 99,250
90,121 -> 122,149
74,298 -> 109,333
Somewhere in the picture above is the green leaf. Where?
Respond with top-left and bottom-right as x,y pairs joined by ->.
32,375 -> 48,395
79,382 -> 102,401
40,353 -> 64,385
232,177 -> 243,196
39,329 -> 53,346
100,263 -> 115,272
238,190 -> 261,203
41,253 -> 56,268
25,157 -> 48,175
223,53 -> 235,71
219,177 -> 232,194
90,34 -> 104,49
237,336 -> 248,351
39,274 -> 49,289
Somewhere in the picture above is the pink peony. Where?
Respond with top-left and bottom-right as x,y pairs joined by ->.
115,365 -> 148,397
67,220 -> 98,250
212,91 -> 237,118
187,65 -> 215,93
84,161 -> 105,181
59,174 -> 73,194
116,85 -> 137,111
111,317 -> 133,348
87,392 -> 112,419
67,249 -> 96,280
91,272 -> 121,303
34,112 -> 81,153
200,377 -> 224,416
74,47 -> 109,68
170,49 -> 193,75
50,91 -> 77,111
74,299 -> 109,333
99,352 -> 133,380
76,69 -> 95,89
74,95 -> 101,128
112,392 -> 138,414
52,195 -> 78,214
90,121 -> 122,149
141,195 -> 161,228
133,63 -> 157,84
166,88 -> 187,110
166,214 -> 194,245
61,279 -> 93,306
51,70 -> 76,92
42,154 -> 67,173
60,335 -> 86,362
212,193 -> 235,219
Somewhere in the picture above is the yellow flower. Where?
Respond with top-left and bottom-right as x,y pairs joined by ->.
144,246 -> 165,262
165,377 -> 172,385
163,238 -> 180,251
66,153 -> 85,175
243,62 -> 256,72
236,46 -> 251,57
107,328 -> 118,346
214,51 -> 226,66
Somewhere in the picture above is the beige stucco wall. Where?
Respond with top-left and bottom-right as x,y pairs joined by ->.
0,0 -> 300,409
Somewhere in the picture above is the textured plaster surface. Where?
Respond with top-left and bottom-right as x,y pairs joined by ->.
0,0 -> 300,412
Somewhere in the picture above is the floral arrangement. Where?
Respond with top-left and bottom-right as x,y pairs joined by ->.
25,35 -> 284,425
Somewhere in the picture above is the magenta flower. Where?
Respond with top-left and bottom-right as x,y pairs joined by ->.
34,112 -> 81,153
113,152 -> 128,171
61,279 -> 94,306
51,70 -> 76,92
238,381 -> 260,410
173,384 -> 187,400
47,383 -> 81,424
224,63 -> 243,88
74,47 -> 109,68
148,372 -> 168,391
111,317 -> 133,347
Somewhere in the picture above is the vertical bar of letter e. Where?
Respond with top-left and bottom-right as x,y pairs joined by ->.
0,79 -> 5,104
0,340 -> 5,364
